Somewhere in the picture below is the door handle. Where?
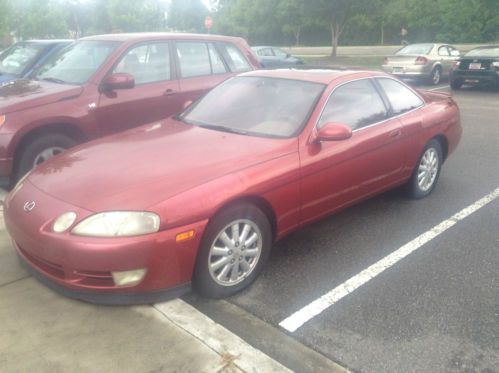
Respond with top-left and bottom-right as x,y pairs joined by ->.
389,129 -> 401,138
164,89 -> 177,96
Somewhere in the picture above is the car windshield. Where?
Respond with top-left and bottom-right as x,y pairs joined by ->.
32,40 -> 119,85
0,42 -> 46,76
465,47 -> 499,57
181,76 -> 325,138
396,44 -> 433,55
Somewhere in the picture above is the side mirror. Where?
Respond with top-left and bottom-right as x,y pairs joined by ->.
312,122 -> 352,143
102,73 -> 135,91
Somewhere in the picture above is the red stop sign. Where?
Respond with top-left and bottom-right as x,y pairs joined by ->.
205,16 -> 213,29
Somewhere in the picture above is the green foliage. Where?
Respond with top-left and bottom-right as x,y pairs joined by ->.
168,0 -> 208,33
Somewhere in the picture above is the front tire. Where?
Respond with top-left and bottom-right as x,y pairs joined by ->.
407,139 -> 443,199
193,203 -> 271,298
16,133 -> 77,182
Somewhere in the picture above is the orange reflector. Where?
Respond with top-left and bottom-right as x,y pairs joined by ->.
176,230 -> 195,242
0,115 -> 5,126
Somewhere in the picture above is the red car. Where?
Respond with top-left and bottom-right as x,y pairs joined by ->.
4,69 -> 461,303
0,33 -> 259,186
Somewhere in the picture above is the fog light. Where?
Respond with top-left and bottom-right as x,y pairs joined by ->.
53,212 -> 77,233
111,268 -> 147,287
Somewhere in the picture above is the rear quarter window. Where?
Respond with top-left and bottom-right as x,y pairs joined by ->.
377,78 -> 424,116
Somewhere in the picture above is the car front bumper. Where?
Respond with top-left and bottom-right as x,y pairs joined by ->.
3,180 -> 208,304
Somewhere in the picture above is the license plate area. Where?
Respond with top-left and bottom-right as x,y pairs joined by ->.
392,67 -> 403,73
468,63 -> 482,70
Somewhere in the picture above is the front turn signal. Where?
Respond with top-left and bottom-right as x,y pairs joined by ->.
0,115 -> 5,126
176,230 -> 195,242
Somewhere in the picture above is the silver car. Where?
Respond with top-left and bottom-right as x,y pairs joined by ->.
382,43 -> 460,85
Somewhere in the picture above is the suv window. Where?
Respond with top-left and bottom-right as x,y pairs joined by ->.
176,42 -> 212,78
319,79 -> 387,130
114,42 -> 171,84
219,43 -> 251,72
377,78 -> 423,116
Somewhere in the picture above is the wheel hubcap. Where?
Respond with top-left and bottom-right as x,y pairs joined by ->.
208,219 -> 262,286
433,69 -> 441,84
417,148 -> 439,192
33,146 -> 65,167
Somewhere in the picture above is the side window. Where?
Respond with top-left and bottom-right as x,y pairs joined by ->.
219,43 -> 251,72
258,48 -> 274,57
208,43 -> 227,74
377,78 -> 424,116
318,79 -> 387,130
449,47 -> 460,57
438,46 -> 450,56
114,42 -> 170,84
176,42 -> 211,78
273,48 -> 287,58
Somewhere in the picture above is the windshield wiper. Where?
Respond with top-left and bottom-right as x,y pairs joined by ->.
40,77 -> 67,84
197,123 -> 250,136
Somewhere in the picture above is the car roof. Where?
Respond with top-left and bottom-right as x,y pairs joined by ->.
80,32 -> 246,43
240,68 -> 383,85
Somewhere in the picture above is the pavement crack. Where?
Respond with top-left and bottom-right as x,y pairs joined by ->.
0,275 -> 31,288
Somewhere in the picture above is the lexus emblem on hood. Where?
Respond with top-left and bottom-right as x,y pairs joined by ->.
23,201 -> 36,212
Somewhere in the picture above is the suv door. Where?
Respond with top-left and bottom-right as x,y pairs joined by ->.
299,78 -> 406,223
96,41 -> 182,136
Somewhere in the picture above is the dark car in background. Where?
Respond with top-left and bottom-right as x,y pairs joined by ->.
382,43 -> 460,85
0,40 -> 72,84
0,33 -> 260,186
252,46 -> 304,68
450,45 -> 499,90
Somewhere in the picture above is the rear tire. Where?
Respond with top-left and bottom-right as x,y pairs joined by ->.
407,139 -> 443,199
428,66 -> 442,85
450,79 -> 462,90
16,133 -> 77,182
193,203 -> 271,298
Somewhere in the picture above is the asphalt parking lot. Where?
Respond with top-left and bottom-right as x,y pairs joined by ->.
1,82 -> 498,373
188,83 -> 499,372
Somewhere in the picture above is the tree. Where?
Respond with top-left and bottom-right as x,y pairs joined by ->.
277,0 -> 311,46
309,0 -> 363,57
168,0 -> 208,33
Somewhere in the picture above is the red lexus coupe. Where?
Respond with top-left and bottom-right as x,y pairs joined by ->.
4,69 -> 462,304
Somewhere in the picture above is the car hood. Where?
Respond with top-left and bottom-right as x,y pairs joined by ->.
0,79 -> 83,114
28,119 -> 297,211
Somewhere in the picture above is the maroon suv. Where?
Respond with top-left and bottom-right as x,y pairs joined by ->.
0,33 -> 260,186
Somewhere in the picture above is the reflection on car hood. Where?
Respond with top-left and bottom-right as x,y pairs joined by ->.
28,118 -> 297,211
0,79 -> 83,114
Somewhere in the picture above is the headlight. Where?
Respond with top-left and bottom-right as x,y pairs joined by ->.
0,115 -> 5,126
72,211 -> 160,237
53,212 -> 77,233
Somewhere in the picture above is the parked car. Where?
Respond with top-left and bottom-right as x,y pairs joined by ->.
382,43 -> 460,85
3,69 -> 462,304
0,40 -> 72,84
449,45 -> 499,90
0,33 -> 260,186
252,46 -> 304,68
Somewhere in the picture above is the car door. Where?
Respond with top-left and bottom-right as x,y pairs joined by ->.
174,41 -> 238,106
299,78 -> 406,224
437,45 -> 454,76
95,41 -> 182,136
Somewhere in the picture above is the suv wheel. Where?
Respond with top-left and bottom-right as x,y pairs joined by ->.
16,133 -> 77,182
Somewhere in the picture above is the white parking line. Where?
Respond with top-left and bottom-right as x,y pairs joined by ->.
154,300 -> 293,372
279,187 -> 499,333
